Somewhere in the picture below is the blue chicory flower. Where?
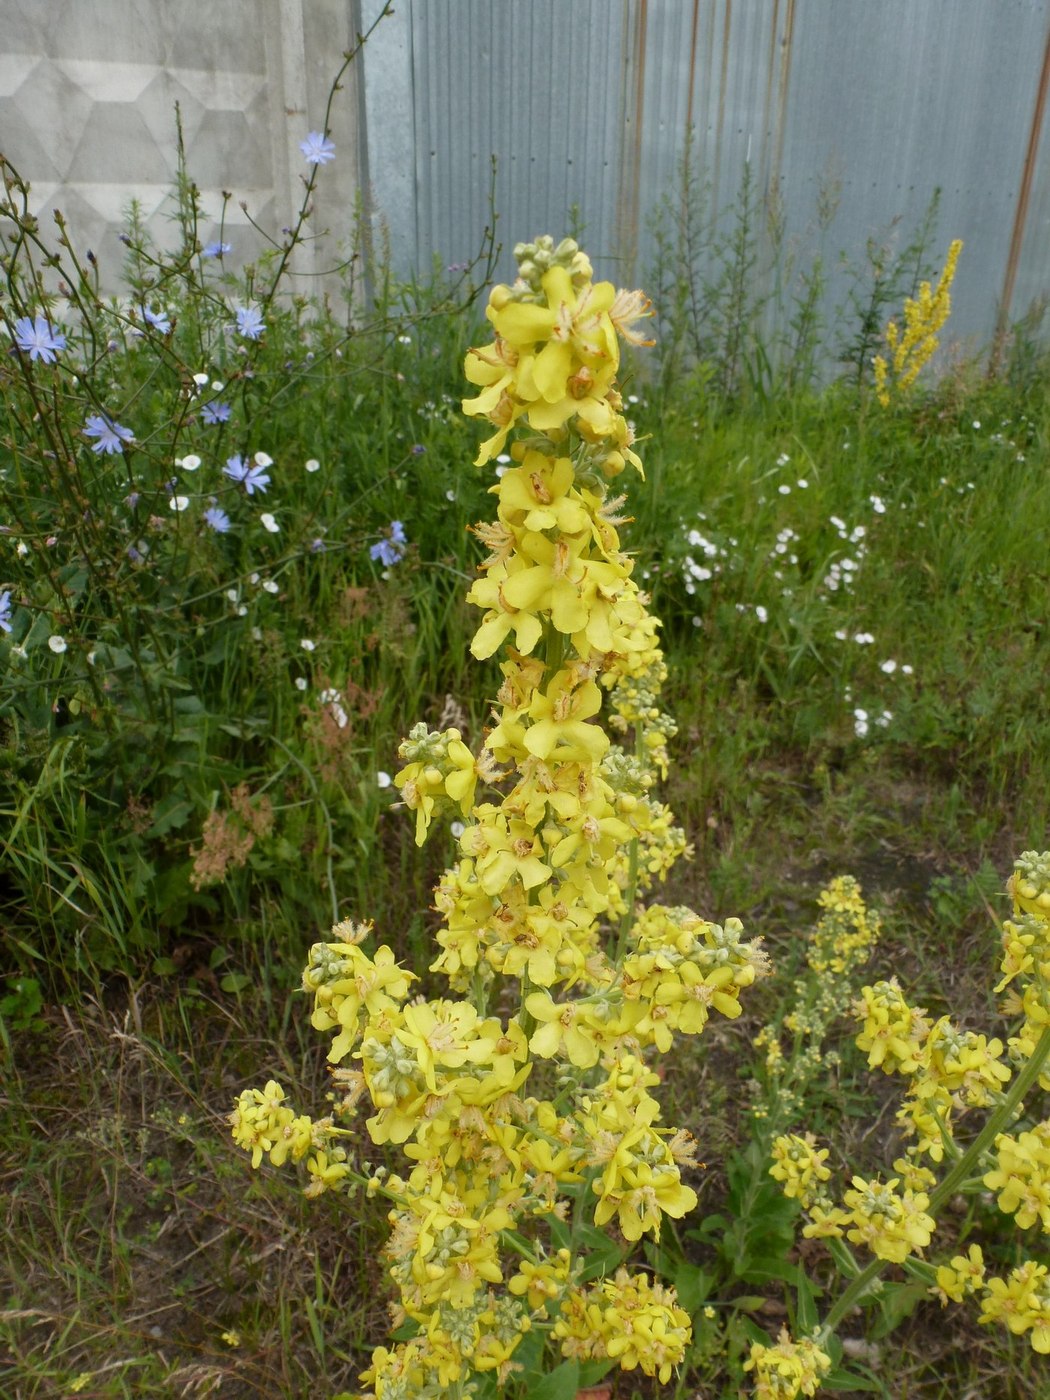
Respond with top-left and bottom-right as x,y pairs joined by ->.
0,589 -> 12,633
369,520 -> 407,568
235,305 -> 265,340
11,315 -> 67,364
203,240 -> 231,258
223,454 -> 270,495
300,131 -> 336,165
203,506 -> 231,533
84,414 -> 134,454
141,305 -> 171,334
202,401 -> 231,424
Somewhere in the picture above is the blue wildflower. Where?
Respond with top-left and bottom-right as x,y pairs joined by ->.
369,520 -> 407,568
300,131 -> 336,165
203,240 -> 231,258
141,305 -> 171,334
11,315 -> 67,364
84,414 -> 134,454
235,305 -> 265,340
0,589 -> 12,633
204,506 -> 231,533
223,454 -> 270,495
202,401 -> 231,424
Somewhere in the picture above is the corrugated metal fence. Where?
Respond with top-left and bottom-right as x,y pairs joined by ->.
3,0 -> 1049,354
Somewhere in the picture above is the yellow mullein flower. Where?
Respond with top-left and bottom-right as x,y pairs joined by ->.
598,1269 -> 690,1383
983,1122 -> 1050,1231
743,1328 -> 832,1399
979,1260 -> 1050,1353
770,1133 -> 832,1207
873,239 -> 962,406
304,940 -> 416,1062
1011,850 -> 1050,921
934,1243 -> 985,1304
461,807 -> 553,895
841,1175 -> 935,1263
853,979 -> 930,1074
507,1248 -> 572,1311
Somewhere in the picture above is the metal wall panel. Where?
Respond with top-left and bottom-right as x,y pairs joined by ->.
361,0 -> 1050,357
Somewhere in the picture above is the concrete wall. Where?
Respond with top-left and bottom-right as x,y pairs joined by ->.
0,0 -> 362,291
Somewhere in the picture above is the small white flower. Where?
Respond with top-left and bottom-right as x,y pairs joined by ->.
450,820 -> 466,839
300,638 -> 316,652
249,572 -> 261,585
251,627 -> 263,641
778,484 -> 791,496
192,371 -> 209,387
397,334 -> 412,345
902,664 -> 914,675
262,579 -> 279,594
226,588 -> 239,602
254,451 -> 273,468
212,380 -> 224,391
377,771 -> 393,789
854,632 -> 874,645
48,635 -> 68,654
755,605 -> 768,622
972,420 -> 981,429
496,453 -> 511,464
776,453 -> 790,466
180,454 -> 201,472
796,478 -> 809,489
86,650 -> 96,666
295,676 -> 308,691
168,495 -> 190,512
876,710 -> 893,728
834,628 -> 848,640
691,616 -> 702,627
305,458 -> 321,473
16,540 -> 28,556
236,605 -> 248,617
880,659 -> 898,674
260,512 -> 279,533
446,489 -> 456,501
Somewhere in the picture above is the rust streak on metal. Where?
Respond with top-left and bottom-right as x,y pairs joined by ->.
617,0 -> 648,277
997,14 -> 1050,342
685,0 -> 702,133
761,0 -> 782,186
769,0 -> 796,197
713,0 -> 731,211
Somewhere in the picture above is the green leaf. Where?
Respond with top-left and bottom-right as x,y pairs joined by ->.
794,1264 -> 820,1333
823,1367 -> 884,1393
147,793 -> 194,837
152,957 -> 178,977
871,1279 -> 927,1338
220,973 -> 252,994
673,1260 -> 713,1313
526,1360 -> 579,1400
573,1222 -> 624,1282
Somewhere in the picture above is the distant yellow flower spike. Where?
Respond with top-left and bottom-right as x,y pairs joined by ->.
873,239 -> 962,406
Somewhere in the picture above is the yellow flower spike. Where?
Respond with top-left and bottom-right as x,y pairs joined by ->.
874,239 -> 962,406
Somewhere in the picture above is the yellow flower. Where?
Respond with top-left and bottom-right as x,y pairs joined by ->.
744,1327 -> 832,1399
